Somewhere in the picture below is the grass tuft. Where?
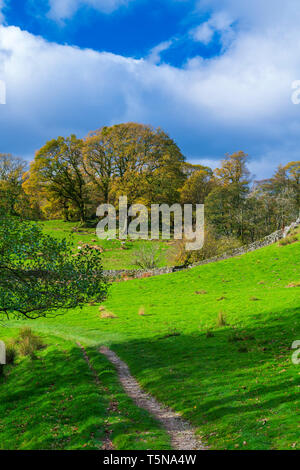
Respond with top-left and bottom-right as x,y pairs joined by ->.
138,307 -> 146,316
216,311 -> 227,327
16,329 -> 45,359
5,342 -> 17,365
100,311 -> 117,319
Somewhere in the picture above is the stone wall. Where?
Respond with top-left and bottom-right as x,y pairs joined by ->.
103,218 -> 300,281
103,266 -> 175,280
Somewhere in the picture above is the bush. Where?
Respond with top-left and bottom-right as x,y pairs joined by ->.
170,225 -> 242,266
279,235 -> 298,246
132,243 -> 163,269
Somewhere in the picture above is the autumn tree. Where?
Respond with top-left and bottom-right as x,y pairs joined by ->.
84,123 -> 186,206
253,161 -> 300,230
215,151 -> 250,187
180,165 -> 215,204
83,132 -> 114,204
207,152 -> 251,242
24,135 -> 88,223
283,161 -> 300,215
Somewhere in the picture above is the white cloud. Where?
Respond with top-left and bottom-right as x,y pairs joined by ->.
1,1 -> 300,177
48,0 -> 133,21
148,40 -> 173,65
192,11 -> 234,46
192,22 -> 214,45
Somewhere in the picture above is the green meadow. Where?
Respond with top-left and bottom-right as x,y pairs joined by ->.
0,227 -> 299,450
38,220 -> 171,270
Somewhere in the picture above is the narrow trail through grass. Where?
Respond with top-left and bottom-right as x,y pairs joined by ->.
100,346 -> 206,451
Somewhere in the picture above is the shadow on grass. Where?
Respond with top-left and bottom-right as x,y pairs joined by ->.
0,341 -> 171,451
107,306 -> 300,449
0,305 -> 298,450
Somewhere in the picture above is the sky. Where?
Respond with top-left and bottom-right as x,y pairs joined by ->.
0,0 -> 300,179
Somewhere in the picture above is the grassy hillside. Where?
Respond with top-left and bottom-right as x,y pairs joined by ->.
0,332 -> 170,450
0,230 -> 299,450
38,220 -> 171,270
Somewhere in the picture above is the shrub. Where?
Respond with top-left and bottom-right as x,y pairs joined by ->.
170,225 -> 242,266
167,238 -> 189,266
279,235 -> 298,246
132,243 -> 163,269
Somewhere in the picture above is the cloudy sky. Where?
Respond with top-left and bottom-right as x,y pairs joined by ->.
0,0 -> 300,178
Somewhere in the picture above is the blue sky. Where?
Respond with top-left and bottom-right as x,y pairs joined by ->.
0,0 -> 300,178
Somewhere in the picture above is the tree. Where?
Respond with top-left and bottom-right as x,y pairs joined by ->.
205,185 -> 242,238
24,136 -> 88,223
180,166 -> 215,204
253,161 -> 300,230
208,152 -> 251,242
0,214 -> 108,319
284,161 -> 300,215
0,153 -> 27,215
85,123 -> 186,206
83,133 -> 114,204
215,151 -> 250,187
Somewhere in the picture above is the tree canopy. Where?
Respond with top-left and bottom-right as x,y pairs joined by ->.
0,153 -> 28,216
0,214 -> 108,319
0,123 -> 298,248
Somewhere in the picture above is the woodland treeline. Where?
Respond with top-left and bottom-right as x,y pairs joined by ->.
0,122 -> 299,255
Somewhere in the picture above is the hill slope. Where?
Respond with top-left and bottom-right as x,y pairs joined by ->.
1,231 -> 299,450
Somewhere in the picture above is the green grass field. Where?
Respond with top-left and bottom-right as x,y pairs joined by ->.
38,220 -> 171,270
0,227 -> 299,450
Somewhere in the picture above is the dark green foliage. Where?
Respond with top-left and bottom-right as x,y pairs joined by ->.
0,215 -> 109,319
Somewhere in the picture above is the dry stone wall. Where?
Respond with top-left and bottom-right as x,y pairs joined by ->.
103,218 -> 300,280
